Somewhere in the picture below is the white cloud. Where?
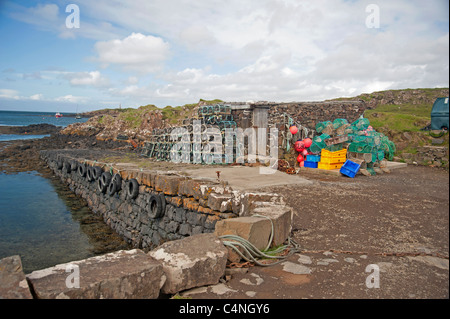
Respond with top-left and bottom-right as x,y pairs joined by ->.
9,3 -> 59,27
4,0 -> 449,109
0,89 -> 20,100
179,24 -> 216,50
65,71 -> 110,87
55,95 -> 88,103
30,93 -> 43,100
94,33 -> 170,73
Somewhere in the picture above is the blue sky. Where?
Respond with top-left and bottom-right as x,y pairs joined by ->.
0,0 -> 448,113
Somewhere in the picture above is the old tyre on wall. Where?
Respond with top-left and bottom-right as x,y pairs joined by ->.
77,163 -> 86,177
148,193 -> 166,219
107,181 -> 117,196
86,166 -> 94,182
127,178 -> 139,199
101,171 -> 112,186
107,173 -> 122,196
112,173 -> 122,191
92,166 -> 103,180
98,172 -> 112,193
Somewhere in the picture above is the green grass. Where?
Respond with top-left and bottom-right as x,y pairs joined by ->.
365,103 -> 432,132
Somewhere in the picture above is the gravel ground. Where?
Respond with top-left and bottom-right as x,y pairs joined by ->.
183,165 -> 449,299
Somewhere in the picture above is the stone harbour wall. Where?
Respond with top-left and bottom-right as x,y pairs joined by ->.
39,149 -> 289,250
1,150 -> 295,299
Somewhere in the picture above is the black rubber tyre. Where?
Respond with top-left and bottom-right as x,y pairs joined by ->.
78,163 -> 86,177
127,178 -> 139,199
86,166 -> 94,182
107,181 -> 117,196
92,166 -> 103,180
97,177 -> 106,193
112,173 -> 122,191
98,172 -> 112,193
148,193 -> 165,219
101,172 -> 112,186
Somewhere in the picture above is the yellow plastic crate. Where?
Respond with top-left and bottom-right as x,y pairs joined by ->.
320,156 -> 346,164
321,149 -> 347,158
318,162 -> 344,170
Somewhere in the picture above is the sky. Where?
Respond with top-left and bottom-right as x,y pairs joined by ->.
0,0 -> 448,113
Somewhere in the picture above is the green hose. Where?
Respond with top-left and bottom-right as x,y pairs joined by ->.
218,215 -> 301,267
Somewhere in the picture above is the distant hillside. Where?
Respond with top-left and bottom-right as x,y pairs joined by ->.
337,88 -> 449,168
63,99 -> 222,141
330,87 -> 449,109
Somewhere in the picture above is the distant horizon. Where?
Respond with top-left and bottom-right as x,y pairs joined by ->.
0,86 -> 448,114
0,109 -> 77,114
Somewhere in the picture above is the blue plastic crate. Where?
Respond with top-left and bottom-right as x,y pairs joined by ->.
306,155 -> 321,162
341,159 -> 361,172
340,167 -> 357,178
304,161 -> 318,168
340,160 -> 361,178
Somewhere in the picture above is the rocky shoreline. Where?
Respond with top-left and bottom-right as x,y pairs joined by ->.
0,123 -> 62,135
0,125 -> 133,174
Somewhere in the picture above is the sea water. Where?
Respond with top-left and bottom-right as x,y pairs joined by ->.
0,110 -> 88,141
0,111 -> 130,274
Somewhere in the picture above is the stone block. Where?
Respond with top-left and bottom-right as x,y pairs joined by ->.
0,255 -> 33,299
26,249 -> 165,299
195,183 -> 232,201
233,192 -> 285,216
252,205 -> 293,247
170,196 -> 183,207
204,214 -> 221,229
155,175 -> 183,195
214,216 -> 272,262
207,193 -> 233,212
140,172 -> 152,187
183,197 -> 200,211
178,179 -> 201,197
148,233 -> 228,294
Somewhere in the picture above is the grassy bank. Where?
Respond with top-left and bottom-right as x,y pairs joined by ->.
361,89 -> 449,165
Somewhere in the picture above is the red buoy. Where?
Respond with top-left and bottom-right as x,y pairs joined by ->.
290,126 -> 298,135
303,138 -> 312,148
294,141 -> 305,152
297,154 -> 304,163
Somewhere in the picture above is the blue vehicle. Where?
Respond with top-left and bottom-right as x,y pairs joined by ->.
430,97 -> 449,130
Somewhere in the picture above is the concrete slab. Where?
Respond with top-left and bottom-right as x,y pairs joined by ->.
182,166 -> 313,191
386,161 -> 408,170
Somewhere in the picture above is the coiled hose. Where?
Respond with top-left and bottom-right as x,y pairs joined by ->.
219,214 -> 302,267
